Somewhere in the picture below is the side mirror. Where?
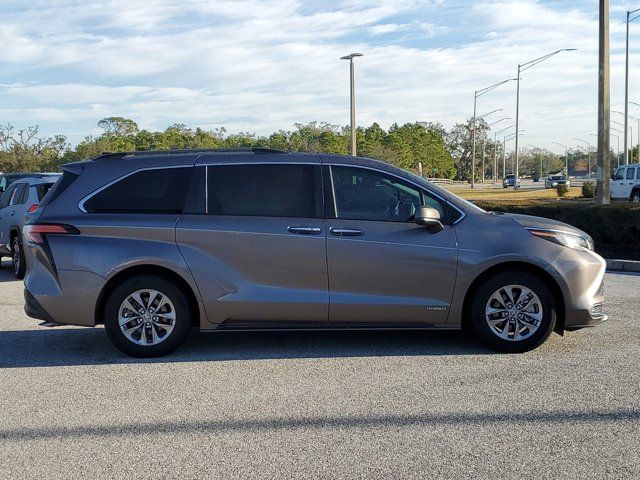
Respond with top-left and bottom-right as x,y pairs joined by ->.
415,206 -> 444,233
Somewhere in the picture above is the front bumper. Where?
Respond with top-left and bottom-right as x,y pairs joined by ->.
547,248 -> 608,330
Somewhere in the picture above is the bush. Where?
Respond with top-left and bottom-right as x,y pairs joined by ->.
582,182 -> 594,198
473,201 -> 640,260
556,183 -> 569,197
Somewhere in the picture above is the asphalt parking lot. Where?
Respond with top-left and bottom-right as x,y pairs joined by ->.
0,261 -> 638,479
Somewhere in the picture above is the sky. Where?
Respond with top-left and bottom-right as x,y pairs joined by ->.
1,0 -> 639,154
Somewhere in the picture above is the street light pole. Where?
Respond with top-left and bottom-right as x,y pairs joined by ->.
624,9 -> 640,165
513,49 -> 577,189
471,78 -> 515,188
340,53 -> 363,156
494,124 -> 515,181
484,117 -> 509,183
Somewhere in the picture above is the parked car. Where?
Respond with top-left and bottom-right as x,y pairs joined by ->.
502,174 -> 520,188
23,149 -> 606,357
0,175 -> 60,278
0,173 -> 55,194
545,175 -> 570,189
611,164 -> 640,202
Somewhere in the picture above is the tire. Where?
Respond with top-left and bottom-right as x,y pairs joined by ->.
103,275 -> 192,357
631,190 -> 640,203
11,234 -> 26,280
470,271 -> 556,353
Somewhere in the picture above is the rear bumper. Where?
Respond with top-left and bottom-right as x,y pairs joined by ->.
24,289 -> 55,322
24,268 -> 105,327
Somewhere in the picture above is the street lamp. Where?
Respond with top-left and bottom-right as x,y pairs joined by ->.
624,9 -> 640,165
494,124 -> 515,180
471,79 -> 515,188
574,137 -> 593,178
483,117 -> 510,182
513,49 -> 577,188
627,101 -> 640,161
340,53 -> 364,156
504,131 -> 526,175
612,119 -> 633,158
614,110 -> 639,162
552,142 -> 570,176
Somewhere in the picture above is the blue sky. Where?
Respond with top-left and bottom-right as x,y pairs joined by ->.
0,0 -> 638,154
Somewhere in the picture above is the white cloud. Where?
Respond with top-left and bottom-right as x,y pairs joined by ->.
0,0 -> 638,154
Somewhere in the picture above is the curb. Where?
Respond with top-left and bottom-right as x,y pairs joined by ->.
606,259 -> 640,273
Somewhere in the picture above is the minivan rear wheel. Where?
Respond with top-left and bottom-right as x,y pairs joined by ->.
470,271 -> 556,353
104,275 -> 191,357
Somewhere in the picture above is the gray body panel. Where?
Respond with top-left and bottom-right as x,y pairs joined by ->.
23,150 -> 607,334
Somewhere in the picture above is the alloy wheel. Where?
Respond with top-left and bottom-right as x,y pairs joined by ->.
118,289 -> 176,346
485,284 -> 543,341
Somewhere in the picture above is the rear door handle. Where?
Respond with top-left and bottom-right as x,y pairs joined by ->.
330,227 -> 364,237
287,226 -> 322,235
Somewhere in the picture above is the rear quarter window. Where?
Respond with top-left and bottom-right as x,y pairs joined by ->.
83,167 -> 193,214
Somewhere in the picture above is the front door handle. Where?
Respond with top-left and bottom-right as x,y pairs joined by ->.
330,227 -> 364,237
287,226 -> 322,235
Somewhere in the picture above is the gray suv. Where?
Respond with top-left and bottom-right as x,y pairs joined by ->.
0,175 -> 59,278
23,149 -> 607,357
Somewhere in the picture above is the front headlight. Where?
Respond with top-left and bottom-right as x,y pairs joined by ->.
527,228 -> 594,251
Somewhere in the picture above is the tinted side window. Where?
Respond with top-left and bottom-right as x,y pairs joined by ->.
84,167 -> 193,214
36,183 -> 54,201
0,185 -> 16,208
18,184 -> 31,204
627,168 -> 635,180
207,164 -> 321,218
10,184 -> 27,206
331,166 -> 446,222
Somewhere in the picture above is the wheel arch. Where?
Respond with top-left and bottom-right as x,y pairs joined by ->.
95,264 -> 201,328
461,261 -> 566,334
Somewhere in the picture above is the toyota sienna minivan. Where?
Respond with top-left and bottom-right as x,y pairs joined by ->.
23,148 -> 607,357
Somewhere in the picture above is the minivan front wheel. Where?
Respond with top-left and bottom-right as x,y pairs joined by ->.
470,271 -> 556,353
104,276 -> 191,357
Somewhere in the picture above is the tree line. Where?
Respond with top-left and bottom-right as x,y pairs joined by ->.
0,116 -> 596,179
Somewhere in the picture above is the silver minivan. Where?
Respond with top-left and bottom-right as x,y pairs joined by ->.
23,149 -> 607,357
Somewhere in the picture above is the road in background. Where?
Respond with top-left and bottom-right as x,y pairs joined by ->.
0,261 -> 638,479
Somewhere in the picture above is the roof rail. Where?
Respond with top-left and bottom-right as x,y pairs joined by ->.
91,147 -> 287,161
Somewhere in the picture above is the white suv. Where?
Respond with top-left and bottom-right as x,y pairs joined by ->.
611,164 -> 640,202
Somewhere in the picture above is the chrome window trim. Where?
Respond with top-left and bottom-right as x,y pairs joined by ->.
326,163 -> 467,225
77,159 -> 466,225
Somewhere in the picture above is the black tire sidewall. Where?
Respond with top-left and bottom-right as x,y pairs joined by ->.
12,234 -> 26,280
471,271 -> 556,353
104,275 -> 191,357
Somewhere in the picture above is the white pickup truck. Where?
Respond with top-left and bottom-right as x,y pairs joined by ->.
611,164 -> 640,202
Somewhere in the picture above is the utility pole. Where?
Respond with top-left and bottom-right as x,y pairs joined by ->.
340,53 -> 363,156
597,0 -> 611,205
624,9 -> 640,164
